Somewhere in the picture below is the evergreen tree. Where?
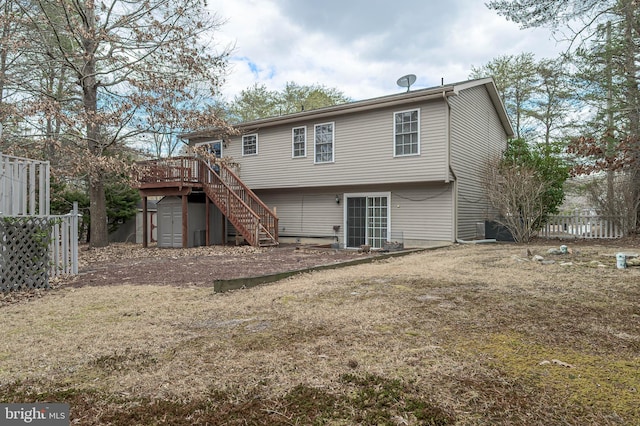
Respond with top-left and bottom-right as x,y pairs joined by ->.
471,53 -> 574,144
471,53 -> 538,140
485,139 -> 570,242
487,0 -> 640,232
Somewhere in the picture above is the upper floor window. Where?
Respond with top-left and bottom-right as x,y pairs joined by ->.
242,134 -> 258,156
292,126 -> 306,158
394,109 -> 420,156
314,122 -> 334,163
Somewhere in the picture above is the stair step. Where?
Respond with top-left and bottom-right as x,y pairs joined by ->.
203,169 -> 278,248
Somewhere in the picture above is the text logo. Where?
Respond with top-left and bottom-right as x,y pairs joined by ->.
1,404 -> 69,425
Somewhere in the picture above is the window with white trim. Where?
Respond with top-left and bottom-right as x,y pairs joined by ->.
242,134 -> 258,156
394,109 -> 420,156
314,122 -> 334,163
292,126 -> 306,158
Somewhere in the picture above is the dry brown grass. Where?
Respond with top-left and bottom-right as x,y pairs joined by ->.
1,242 -> 639,425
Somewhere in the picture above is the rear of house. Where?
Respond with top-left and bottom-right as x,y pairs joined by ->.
179,77 -> 512,248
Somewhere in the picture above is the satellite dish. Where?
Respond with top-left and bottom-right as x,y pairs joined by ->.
396,74 -> 417,92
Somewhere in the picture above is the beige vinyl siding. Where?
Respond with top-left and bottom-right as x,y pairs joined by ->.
256,183 -> 453,245
226,99 -> 448,190
449,85 -> 508,240
183,79 -> 511,245
255,189 -> 343,238
390,183 -> 453,243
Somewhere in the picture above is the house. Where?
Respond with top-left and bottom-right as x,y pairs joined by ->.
135,77 -> 513,249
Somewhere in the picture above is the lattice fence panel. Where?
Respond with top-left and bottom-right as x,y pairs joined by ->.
0,217 -> 51,291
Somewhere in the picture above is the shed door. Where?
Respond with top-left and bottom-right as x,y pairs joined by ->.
159,204 -> 182,248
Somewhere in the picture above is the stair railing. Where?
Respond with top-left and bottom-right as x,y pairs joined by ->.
134,156 -> 278,246
199,160 -> 278,246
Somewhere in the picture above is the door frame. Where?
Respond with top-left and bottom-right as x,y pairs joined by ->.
342,191 -> 391,249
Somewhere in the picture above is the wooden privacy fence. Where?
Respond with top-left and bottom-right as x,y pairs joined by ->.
539,213 -> 626,239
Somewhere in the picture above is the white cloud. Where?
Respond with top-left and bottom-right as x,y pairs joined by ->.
207,0 -> 566,101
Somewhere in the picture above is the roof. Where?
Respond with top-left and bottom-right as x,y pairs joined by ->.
183,77 -> 514,139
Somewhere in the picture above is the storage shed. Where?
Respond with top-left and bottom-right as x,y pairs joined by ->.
156,194 -> 223,248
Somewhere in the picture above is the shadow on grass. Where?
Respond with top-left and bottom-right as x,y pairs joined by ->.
0,373 -> 454,425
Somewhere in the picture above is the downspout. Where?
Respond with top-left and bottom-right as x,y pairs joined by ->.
442,91 -> 458,243
443,91 -> 451,183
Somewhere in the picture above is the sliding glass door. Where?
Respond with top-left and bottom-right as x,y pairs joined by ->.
345,194 -> 389,249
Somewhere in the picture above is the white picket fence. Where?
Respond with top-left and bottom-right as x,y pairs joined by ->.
539,213 -> 626,239
49,203 -> 80,277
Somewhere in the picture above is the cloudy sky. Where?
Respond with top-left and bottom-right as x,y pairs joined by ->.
206,0 -> 567,102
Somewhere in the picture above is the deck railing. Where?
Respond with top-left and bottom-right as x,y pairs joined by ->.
134,156 -> 278,247
134,157 -> 201,186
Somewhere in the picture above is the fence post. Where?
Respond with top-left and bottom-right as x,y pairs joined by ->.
0,154 -> 4,215
71,202 -> 79,274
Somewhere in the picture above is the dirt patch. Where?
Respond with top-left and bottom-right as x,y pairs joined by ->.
70,243 -> 388,287
64,237 -> 639,290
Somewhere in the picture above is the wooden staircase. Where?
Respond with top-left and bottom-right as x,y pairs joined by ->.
199,160 -> 278,247
135,157 -> 278,247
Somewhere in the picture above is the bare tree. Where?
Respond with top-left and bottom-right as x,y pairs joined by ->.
141,86 -> 227,159
487,0 -> 640,232
484,157 -> 548,243
17,0 -> 230,246
484,139 -> 569,243
0,0 -> 33,149
584,172 -> 639,233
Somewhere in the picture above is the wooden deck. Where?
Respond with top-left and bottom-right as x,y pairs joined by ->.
134,157 -> 278,248
135,157 -> 204,196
